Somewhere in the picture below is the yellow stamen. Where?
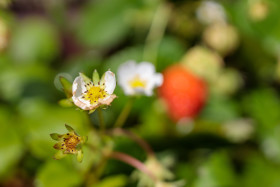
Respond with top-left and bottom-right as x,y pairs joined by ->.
83,85 -> 108,104
64,133 -> 81,153
129,76 -> 146,88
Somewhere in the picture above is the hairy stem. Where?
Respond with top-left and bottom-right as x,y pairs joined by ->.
109,151 -> 156,181
110,128 -> 155,157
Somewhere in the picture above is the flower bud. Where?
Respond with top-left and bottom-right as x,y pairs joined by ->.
181,46 -> 223,83
248,0 -> 269,21
0,18 -> 8,51
50,124 -> 87,162
203,23 -> 239,56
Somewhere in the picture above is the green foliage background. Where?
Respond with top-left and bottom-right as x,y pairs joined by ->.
1,0 -> 280,186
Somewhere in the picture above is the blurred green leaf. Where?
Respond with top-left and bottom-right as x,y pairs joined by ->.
36,160 -> 82,187
77,0 -> 133,48
138,99 -> 173,137
200,95 -> 239,123
193,151 -> 236,187
0,64 -> 54,101
17,98 -> 89,160
9,17 -> 60,63
225,0 -> 280,55
93,175 -> 127,187
242,89 -> 280,134
103,45 -> 144,73
242,155 -> 280,187
157,36 -> 187,71
0,107 -> 23,179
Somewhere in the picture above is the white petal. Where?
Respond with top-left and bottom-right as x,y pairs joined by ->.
196,1 -> 226,24
118,60 -> 137,76
72,95 -> 92,110
144,89 -> 153,96
137,62 -> 155,79
117,61 -> 161,96
143,73 -> 163,95
72,76 -> 86,97
134,87 -> 147,95
122,85 -> 135,96
154,73 -> 163,86
104,71 -> 116,94
99,94 -> 117,105
72,75 -> 93,110
117,60 -> 137,86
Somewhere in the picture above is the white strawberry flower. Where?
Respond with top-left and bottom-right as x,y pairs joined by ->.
196,0 -> 227,25
117,61 -> 163,96
72,70 -> 116,111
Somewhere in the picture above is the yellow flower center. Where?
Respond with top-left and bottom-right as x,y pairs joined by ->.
83,85 -> 108,104
129,76 -> 146,88
64,133 -> 81,153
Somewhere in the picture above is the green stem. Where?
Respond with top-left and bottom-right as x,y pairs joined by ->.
85,111 -> 96,131
143,3 -> 172,65
114,98 -> 134,128
97,108 -> 105,134
84,144 -> 110,186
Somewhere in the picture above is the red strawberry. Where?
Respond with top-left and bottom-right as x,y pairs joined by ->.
159,65 -> 207,121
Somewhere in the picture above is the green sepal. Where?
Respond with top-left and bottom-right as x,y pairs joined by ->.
59,76 -> 72,98
65,124 -> 74,132
79,72 -> 91,85
81,136 -> 88,144
88,109 -> 96,114
100,71 -> 106,86
100,104 -> 109,109
50,133 -> 61,141
53,150 -> 67,160
76,150 -> 83,163
53,142 -> 64,150
75,143 -> 82,150
92,69 -> 100,85
58,98 -> 73,107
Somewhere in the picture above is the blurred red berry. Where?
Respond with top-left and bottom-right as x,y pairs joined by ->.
159,65 -> 207,121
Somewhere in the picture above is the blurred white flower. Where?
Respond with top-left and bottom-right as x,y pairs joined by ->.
117,61 -> 163,96
132,155 -> 175,187
181,46 -> 223,83
196,1 -> 226,25
72,71 -> 116,111
248,0 -> 269,21
155,181 -> 185,187
223,119 -> 254,143
203,23 -> 239,56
